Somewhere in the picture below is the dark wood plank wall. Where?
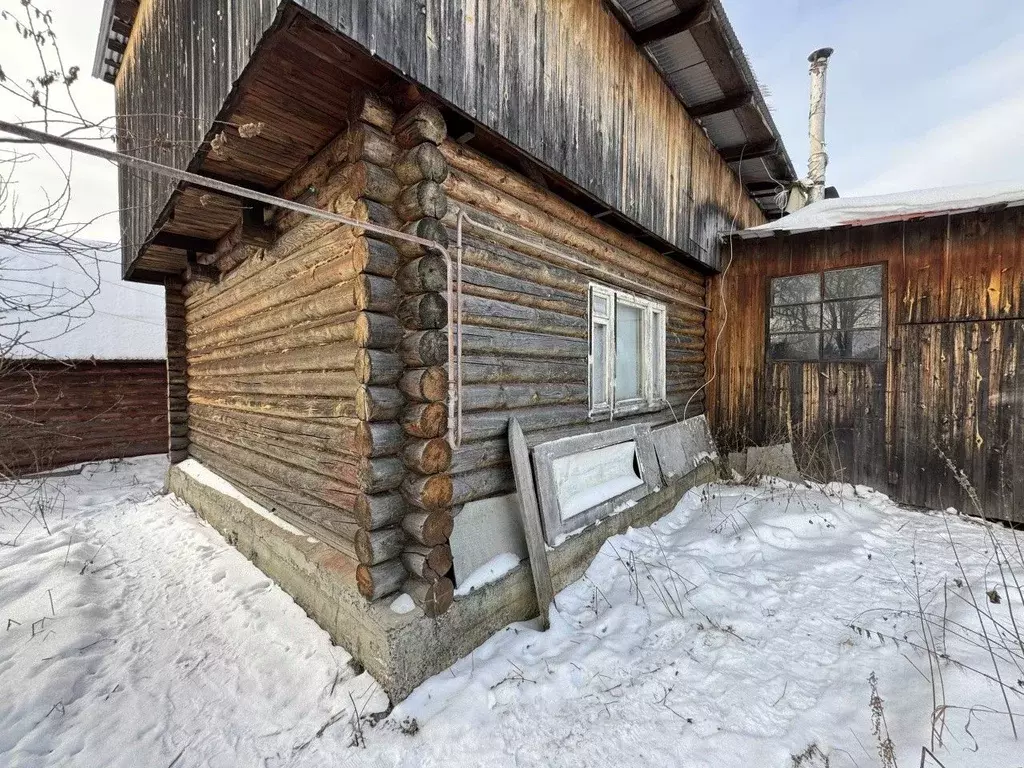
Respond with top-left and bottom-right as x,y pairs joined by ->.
296,0 -> 764,268
0,361 -> 167,475
114,0 -> 282,276
708,207 -> 1024,522
438,140 -> 710,510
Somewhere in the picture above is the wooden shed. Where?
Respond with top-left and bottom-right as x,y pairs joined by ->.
93,0 -> 795,696
0,244 -> 167,477
708,186 -> 1024,524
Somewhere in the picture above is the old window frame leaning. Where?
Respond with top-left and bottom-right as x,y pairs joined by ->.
767,264 -> 885,362
589,283 -> 667,417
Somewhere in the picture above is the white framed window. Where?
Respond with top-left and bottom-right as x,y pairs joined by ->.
589,283 -> 667,416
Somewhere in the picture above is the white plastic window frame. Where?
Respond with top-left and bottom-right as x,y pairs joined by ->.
588,283 -> 667,418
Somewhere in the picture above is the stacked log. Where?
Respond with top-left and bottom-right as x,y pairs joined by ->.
165,276 -> 189,463
344,95 -> 414,604
182,134 -> 397,563
391,102 -> 455,617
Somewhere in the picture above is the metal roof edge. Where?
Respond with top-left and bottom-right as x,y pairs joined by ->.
91,0 -> 117,81
724,197 -> 1024,241
708,0 -> 797,182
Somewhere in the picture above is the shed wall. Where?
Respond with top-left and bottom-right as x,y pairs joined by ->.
708,208 -> 1024,522
0,360 -> 167,474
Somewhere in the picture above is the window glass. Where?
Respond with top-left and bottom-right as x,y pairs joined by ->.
771,273 -> 820,305
769,333 -> 819,361
821,298 -> 882,331
770,303 -> 821,333
824,265 -> 882,300
615,304 -> 643,401
769,266 -> 884,362
823,329 -> 881,360
591,323 -> 607,406
592,294 -> 609,318
652,309 -> 665,399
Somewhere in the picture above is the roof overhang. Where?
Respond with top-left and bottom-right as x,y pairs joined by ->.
92,0 -> 140,84
607,0 -> 797,217
94,0 -> 796,219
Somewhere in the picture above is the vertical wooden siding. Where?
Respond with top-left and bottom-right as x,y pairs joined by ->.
708,208 -> 1024,521
114,0 -> 283,275
0,361 -> 167,474
297,0 -> 763,267
115,0 -> 761,277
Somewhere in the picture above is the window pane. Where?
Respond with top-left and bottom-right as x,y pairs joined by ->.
770,303 -> 821,333
592,293 -> 609,318
823,329 -> 881,360
771,274 -> 820,305
769,333 -> 819,361
591,323 -> 607,406
824,265 -> 882,299
615,303 -> 643,401
822,298 -> 882,330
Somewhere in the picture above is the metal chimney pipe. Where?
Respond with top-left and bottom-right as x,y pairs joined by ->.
807,47 -> 834,204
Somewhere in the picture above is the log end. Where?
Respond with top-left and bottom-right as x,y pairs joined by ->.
404,576 -> 454,617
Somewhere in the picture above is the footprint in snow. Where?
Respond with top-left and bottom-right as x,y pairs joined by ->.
211,570 -> 226,584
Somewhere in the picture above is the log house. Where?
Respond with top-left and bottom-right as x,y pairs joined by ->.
93,0 -> 796,697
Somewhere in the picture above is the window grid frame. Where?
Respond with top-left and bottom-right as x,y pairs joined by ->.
767,264 -> 886,363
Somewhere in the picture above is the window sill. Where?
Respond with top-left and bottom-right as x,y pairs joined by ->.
588,400 -> 668,422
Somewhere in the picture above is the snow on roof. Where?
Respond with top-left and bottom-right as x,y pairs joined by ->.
733,182 -> 1024,239
1,242 -> 165,361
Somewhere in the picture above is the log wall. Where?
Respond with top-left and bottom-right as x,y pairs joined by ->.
437,140 -> 709,515
0,360 -> 167,475
182,133 -> 392,564
708,208 -> 1024,523
175,85 -> 710,610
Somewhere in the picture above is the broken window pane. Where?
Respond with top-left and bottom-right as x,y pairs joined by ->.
769,332 -> 820,361
615,303 -> 643,401
824,265 -> 882,300
770,303 -> 821,333
823,329 -> 881,360
771,273 -> 820,306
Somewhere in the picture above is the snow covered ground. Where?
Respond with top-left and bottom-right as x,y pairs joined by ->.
2,456 -> 1023,767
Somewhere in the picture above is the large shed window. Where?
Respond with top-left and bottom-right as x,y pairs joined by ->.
769,265 -> 884,361
590,284 -> 666,415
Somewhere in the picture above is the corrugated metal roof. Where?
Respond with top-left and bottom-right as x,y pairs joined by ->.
611,0 -> 796,217
92,0 -> 139,84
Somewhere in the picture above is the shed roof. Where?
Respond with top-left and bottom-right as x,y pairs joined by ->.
0,243 -> 165,361
732,182 -> 1024,239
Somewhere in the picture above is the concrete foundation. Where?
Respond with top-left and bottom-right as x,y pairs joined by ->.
167,458 -> 718,700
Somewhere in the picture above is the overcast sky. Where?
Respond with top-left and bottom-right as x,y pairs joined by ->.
1,0 -> 1022,246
